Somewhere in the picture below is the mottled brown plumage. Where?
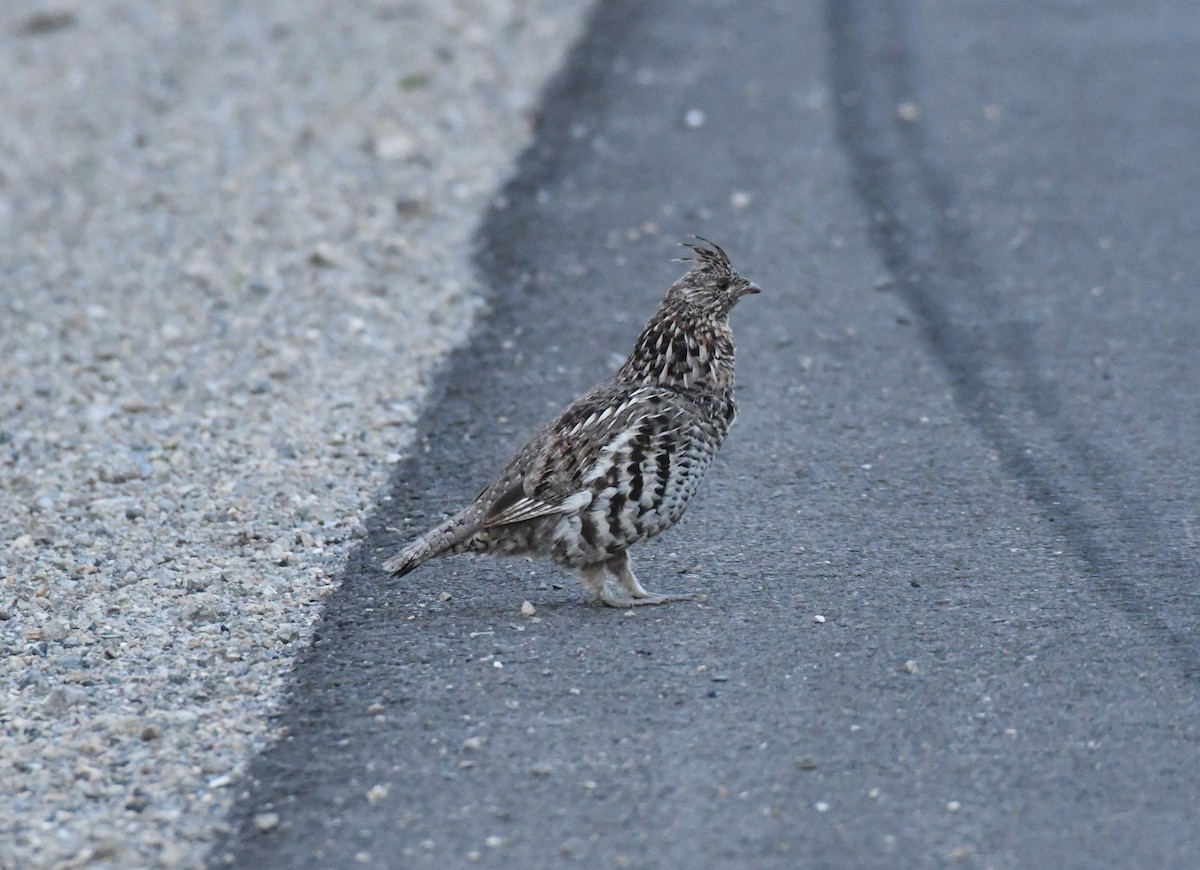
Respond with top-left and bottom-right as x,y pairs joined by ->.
382,238 -> 759,606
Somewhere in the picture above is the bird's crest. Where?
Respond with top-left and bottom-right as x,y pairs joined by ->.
677,236 -> 734,282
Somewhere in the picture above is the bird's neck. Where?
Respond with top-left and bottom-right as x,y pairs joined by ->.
616,308 -> 735,393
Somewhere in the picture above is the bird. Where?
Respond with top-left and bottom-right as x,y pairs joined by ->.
382,238 -> 759,607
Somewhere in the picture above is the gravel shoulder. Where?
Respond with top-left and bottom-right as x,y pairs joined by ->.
0,2 -> 589,867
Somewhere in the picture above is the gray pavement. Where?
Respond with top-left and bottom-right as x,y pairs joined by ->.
208,0 -> 1200,867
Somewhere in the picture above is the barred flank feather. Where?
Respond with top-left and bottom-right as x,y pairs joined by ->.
381,239 -> 758,606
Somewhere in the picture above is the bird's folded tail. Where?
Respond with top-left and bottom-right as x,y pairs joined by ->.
381,513 -> 479,577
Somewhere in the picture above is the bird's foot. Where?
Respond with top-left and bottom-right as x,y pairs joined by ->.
597,586 -> 692,608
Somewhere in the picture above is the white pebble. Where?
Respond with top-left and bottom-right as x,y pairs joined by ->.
366,784 -> 389,804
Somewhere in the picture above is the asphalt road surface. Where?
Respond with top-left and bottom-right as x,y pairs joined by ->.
216,1 -> 1200,867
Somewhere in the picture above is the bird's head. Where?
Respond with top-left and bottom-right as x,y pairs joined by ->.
667,237 -> 760,319
617,238 -> 756,389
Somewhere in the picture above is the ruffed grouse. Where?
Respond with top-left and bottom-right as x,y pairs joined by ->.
382,239 -> 758,606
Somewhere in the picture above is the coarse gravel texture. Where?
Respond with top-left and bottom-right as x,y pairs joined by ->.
0,1 -> 590,867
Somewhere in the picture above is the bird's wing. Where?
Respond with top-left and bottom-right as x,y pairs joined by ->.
481,482 -> 589,528
551,387 -> 693,494
577,400 -> 694,494
479,385 -> 694,529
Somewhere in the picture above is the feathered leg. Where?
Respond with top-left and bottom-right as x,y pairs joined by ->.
574,553 -> 686,607
605,552 -> 690,605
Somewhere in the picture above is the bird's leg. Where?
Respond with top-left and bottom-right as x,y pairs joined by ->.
606,552 -> 655,598
577,564 -> 611,602
603,552 -> 691,606
577,561 -> 642,608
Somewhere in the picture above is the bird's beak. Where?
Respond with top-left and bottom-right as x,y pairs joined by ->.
742,282 -> 762,296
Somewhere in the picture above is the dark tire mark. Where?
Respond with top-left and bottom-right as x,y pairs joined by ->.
827,0 -> 1199,677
